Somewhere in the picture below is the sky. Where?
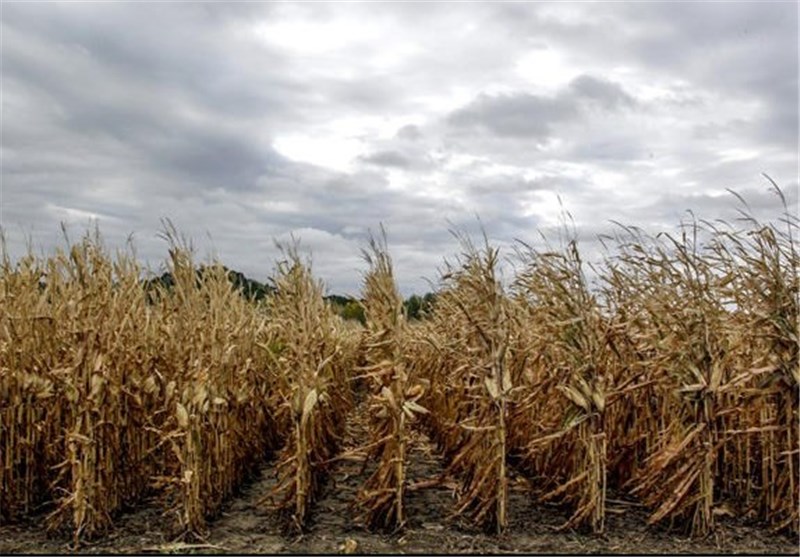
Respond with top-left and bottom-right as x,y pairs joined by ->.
1,1 -> 798,296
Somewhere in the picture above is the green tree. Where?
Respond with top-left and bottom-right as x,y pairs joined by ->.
341,300 -> 366,325
404,294 -> 423,320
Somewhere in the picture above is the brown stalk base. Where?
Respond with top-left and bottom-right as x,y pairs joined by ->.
1,430 -> 796,555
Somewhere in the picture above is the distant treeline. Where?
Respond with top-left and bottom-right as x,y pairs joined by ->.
144,266 -> 275,302
144,267 -> 435,323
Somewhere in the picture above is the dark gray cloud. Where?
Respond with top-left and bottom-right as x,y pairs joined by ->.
396,125 -> 423,141
359,151 -> 416,170
569,75 -> 636,110
568,135 -> 648,163
1,2 -> 796,295
446,75 -> 636,140
358,147 -> 436,172
448,91 -> 575,139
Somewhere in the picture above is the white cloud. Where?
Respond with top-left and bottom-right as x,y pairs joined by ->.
1,2 -> 796,295
273,134 -> 363,173
514,47 -> 580,91
251,15 -> 380,56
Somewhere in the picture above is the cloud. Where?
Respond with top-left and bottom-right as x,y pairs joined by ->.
446,74 -> 636,140
448,91 -> 574,139
568,135 -> 648,163
396,125 -> 423,141
1,2 -> 796,296
359,150 -> 415,170
568,75 -> 636,110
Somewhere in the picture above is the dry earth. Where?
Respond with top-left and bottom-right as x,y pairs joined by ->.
1,403 -> 797,555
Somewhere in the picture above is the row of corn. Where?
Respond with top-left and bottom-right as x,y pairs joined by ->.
0,229 -> 356,542
400,188 -> 797,536
2,188 -> 797,542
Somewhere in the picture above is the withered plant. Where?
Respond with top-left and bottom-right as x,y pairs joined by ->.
355,229 -> 426,531
267,244 -> 354,531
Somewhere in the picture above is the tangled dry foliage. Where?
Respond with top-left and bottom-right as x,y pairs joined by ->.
1,185 -> 797,544
406,185 -> 797,536
148,226 -> 283,537
0,223 -> 282,542
354,229 -> 427,531
265,243 -> 356,531
509,237 -> 610,534
596,184 -> 798,535
0,228 -> 159,541
407,231 -> 514,533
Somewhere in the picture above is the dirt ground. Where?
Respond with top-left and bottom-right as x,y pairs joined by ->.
1,406 -> 797,555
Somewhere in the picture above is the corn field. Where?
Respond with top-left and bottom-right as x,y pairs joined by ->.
1,189 -> 797,546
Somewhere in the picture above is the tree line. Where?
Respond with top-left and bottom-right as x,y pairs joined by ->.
144,267 -> 436,323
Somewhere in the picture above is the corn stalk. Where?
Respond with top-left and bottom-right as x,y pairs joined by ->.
267,244 -> 353,531
355,230 -> 426,531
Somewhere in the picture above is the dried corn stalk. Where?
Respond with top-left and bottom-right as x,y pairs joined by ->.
267,244 -> 353,531
148,227 -> 282,537
1,231 -> 164,542
1,225 -> 283,542
511,239 -> 609,533
355,230 -> 426,531
416,232 -> 511,533
706,185 -> 799,533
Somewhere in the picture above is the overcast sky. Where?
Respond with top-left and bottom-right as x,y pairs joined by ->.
1,1 -> 797,295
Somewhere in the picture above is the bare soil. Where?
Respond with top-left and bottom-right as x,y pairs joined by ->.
1,404 -> 797,555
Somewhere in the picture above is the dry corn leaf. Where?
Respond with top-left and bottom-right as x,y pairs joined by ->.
302,389 -> 319,428
484,376 -> 499,400
176,402 -> 189,428
403,400 -> 429,415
